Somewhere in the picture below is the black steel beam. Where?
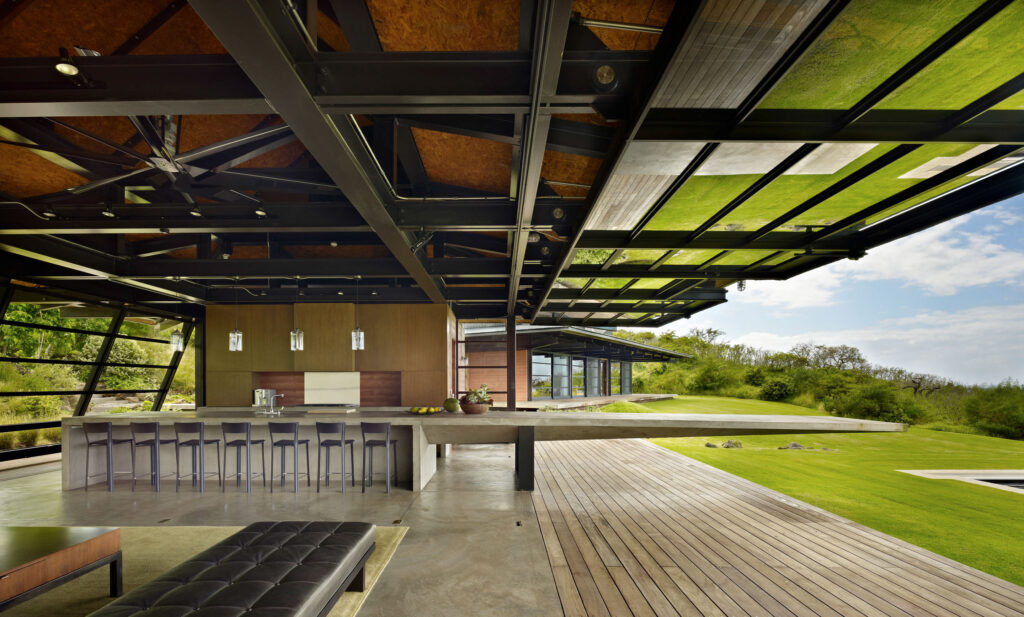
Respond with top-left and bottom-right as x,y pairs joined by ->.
546,287 -> 726,301
636,107 -> 1024,144
108,257 -> 541,279
509,0 -> 572,313
112,0 -> 188,55
543,301 -> 714,314
327,0 -> 381,52
0,49 -> 647,117
75,308 -> 126,415
151,319 -> 194,411
562,265 -> 785,280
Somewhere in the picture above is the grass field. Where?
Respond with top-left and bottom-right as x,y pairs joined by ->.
602,396 -> 1024,586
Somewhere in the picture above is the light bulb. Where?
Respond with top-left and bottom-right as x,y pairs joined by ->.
229,329 -> 243,351
170,331 -> 184,352
351,327 -> 364,351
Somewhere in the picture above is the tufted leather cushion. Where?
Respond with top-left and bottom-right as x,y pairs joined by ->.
88,521 -> 375,617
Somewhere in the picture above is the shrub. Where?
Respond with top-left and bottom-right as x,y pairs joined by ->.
831,382 -> 924,424
759,378 -> 795,401
0,432 -> 14,450
16,430 -> 40,448
41,427 -> 62,444
963,381 -> 1024,439
688,361 -> 735,393
743,367 -> 766,386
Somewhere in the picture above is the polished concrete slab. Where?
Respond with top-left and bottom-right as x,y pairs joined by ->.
0,445 -> 562,617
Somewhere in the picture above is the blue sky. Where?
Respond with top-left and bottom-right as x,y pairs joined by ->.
642,194 -> 1024,385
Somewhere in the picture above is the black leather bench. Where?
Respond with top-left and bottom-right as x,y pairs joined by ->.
88,521 -> 375,617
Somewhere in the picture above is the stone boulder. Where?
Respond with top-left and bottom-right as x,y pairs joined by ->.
778,442 -> 806,450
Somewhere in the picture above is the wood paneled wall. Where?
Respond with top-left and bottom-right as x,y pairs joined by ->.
205,303 -> 455,407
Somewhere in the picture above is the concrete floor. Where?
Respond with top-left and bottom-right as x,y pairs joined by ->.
0,445 -> 562,617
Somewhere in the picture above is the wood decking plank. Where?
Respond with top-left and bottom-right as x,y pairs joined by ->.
534,439 -> 1024,617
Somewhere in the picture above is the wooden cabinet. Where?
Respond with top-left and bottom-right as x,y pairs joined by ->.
293,303 -> 355,371
204,371 -> 254,406
205,305 -> 252,371
353,304 -> 402,371
401,370 -> 447,406
249,305 -> 294,372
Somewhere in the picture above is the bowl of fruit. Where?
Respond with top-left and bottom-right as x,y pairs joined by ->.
407,406 -> 443,415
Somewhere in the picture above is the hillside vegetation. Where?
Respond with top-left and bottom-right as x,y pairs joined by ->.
618,328 -> 1023,439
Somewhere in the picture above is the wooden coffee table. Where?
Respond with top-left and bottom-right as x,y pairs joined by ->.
0,527 -> 122,611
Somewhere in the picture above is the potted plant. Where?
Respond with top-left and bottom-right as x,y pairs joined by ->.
459,384 -> 492,414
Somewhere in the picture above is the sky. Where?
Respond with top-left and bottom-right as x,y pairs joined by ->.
640,194 -> 1024,385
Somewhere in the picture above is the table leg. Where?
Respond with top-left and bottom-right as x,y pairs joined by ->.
109,552 -> 123,597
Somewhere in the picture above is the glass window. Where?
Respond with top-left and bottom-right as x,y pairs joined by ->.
571,358 -> 585,397
552,355 -> 569,399
586,358 -> 601,397
621,363 -> 632,395
610,362 -> 621,395
531,354 -> 551,400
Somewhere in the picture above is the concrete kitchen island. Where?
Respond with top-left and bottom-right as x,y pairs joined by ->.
61,408 -> 905,491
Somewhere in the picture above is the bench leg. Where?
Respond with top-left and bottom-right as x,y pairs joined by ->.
346,565 -> 366,592
109,552 -> 123,597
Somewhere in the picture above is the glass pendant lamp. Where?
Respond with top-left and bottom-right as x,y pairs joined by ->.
170,330 -> 184,352
229,283 -> 243,352
351,276 -> 364,350
290,277 -> 304,351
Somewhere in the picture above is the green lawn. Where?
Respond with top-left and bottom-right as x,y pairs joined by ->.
602,396 -> 1024,586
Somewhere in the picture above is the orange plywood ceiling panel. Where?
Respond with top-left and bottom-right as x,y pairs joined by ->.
367,0 -> 519,51
572,0 -> 674,50
541,150 -> 602,197
239,139 -> 308,169
130,5 -> 226,55
285,245 -> 392,259
53,117 -> 150,156
410,127 -> 512,194
177,115 -> 273,153
0,143 -> 89,197
0,0 -> 164,56
317,8 -> 352,52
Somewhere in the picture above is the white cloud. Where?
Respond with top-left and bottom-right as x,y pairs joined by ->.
732,214 -> 1024,308
980,204 -> 1024,227
732,304 -> 1024,384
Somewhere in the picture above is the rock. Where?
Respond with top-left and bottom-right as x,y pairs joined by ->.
778,442 -> 806,450
704,442 -> 717,448
721,440 -> 742,449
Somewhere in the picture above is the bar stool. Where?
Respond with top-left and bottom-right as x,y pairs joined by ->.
83,422 -> 133,491
361,422 -> 398,494
268,422 -> 310,493
315,421 -> 355,493
221,421 -> 266,493
129,422 -> 177,492
173,422 -> 221,493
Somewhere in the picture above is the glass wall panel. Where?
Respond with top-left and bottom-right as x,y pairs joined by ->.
586,358 -> 600,397
531,354 -> 552,400
552,355 -> 569,399
621,363 -> 632,395
0,394 -> 78,454
610,362 -> 621,395
571,358 -> 585,397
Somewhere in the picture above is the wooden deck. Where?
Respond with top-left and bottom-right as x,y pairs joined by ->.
533,439 -> 1024,617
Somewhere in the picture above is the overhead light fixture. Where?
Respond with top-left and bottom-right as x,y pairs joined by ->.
101,206 -> 116,218
189,207 -> 203,218
290,279 -> 304,352
54,48 -> 79,76
254,206 -> 267,217
336,290 -> 344,295
351,276 -> 364,351
42,207 -> 57,219
370,290 -> 378,296
329,241 -> 338,247
170,330 -> 185,353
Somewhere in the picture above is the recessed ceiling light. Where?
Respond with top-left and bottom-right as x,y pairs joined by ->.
101,206 -> 116,218
254,207 -> 267,217
329,241 -> 338,247
336,290 -> 344,295
370,290 -> 378,296
189,207 -> 202,218
42,207 -> 57,219
55,61 -> 79,76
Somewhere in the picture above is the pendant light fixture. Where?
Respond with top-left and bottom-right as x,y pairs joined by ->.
229,281 -> 243,352
290,276 -> 304,351
351,276 -> 365,351
170,330 -> 184,352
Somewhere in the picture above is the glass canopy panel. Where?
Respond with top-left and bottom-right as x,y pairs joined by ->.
572,249 -> 613,265
590,278 -> 633,290
664,249 -> 722,265
713,250 -> 782,266
614,250 -> 667,266
788,143 -> 985,228
645,174 -> 762,231
715,144 -> 899,231
876,1 -> 1024,110
119,313 -> 185,341
993,89 -> 1024,110
4,292 -> 116,333
626,278 -> 675,290
557,278 -> 590,288
760,0 -> 983,109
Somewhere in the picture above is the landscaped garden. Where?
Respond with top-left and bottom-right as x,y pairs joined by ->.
603,395 -> 1024,587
